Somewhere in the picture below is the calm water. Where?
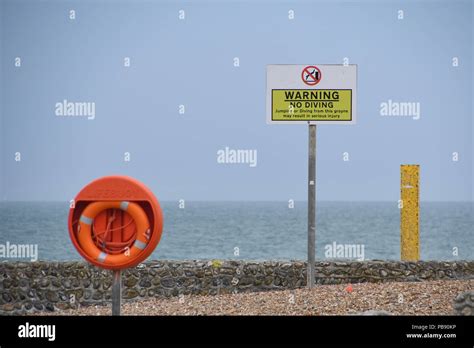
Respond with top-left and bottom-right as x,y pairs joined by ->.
0,202 -> 472,261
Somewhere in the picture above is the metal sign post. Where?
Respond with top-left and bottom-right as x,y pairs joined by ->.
266,64 -> 357,290
307,124 -> 316,288
112,270 -> 122,316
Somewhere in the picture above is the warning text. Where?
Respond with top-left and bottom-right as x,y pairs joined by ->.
272,89 -> 352,122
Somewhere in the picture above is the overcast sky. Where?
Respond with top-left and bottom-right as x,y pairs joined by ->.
0,0 -> 472,201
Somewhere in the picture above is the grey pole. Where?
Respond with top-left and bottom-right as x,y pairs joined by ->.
307,124 -> 316,288
112,269 -> 122,316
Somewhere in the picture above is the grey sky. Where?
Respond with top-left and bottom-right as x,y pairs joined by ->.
1,0 -> 472,202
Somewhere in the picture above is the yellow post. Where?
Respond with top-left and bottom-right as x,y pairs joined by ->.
400,165 -> 420,261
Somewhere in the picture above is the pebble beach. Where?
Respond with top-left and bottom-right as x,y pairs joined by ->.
43,279 -> 473,316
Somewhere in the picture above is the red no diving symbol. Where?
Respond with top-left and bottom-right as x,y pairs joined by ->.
302,66 -> 322,86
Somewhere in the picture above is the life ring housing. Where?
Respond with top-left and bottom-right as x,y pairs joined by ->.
68,176 -> 163,270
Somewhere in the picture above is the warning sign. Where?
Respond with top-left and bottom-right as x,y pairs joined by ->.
266,65 -> 357,124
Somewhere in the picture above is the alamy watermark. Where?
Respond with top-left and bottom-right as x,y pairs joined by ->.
55,99 -> 95,120
18,322 -> 55,341
0,241 -> 38,262
324,241 -> 365,261
380,99 -> 420,120
217,147 -> 257,167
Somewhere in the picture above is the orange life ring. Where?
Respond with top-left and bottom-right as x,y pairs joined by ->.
68,175 -> 163,270
78,201 -> 150,267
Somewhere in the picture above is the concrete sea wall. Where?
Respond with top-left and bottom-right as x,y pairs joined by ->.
1,260 -> 473,314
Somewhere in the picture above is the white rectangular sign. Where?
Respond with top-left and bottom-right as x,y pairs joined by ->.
266,64 -> 357,125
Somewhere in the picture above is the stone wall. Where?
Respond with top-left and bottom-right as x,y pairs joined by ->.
1,260 -> 473,315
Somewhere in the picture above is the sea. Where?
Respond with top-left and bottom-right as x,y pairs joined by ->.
0,201 -> 472,261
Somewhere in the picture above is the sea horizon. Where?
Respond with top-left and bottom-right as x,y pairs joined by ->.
0,201 -> 472,262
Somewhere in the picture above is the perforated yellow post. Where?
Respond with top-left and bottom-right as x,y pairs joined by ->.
400,165 -> 420,261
